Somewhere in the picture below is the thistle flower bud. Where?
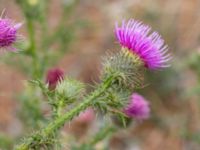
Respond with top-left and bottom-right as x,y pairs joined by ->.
56,78 -> 85,102
0,16 -> 22,51
124,93 -> 150,120
115,19 -> 171,70
102,49 -> 144,90
46,68 -> 64,90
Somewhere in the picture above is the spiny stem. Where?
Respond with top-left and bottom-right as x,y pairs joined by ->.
55,100 -> 64,118
27,19 -> 35,55
26,19 -> 40,78
15,74 -> 118,150
43,74 -> 116,136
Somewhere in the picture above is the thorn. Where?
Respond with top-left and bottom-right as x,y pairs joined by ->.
0,9 -> 6,18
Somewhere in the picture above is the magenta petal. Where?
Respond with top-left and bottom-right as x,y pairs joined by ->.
14,23 -> 23,30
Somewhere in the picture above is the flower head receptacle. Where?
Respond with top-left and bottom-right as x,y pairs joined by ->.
102,48 -> 145,90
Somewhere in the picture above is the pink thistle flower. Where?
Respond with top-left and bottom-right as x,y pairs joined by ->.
115,19 -> 171,70
46,68 -> 64,90
124,93 -> 150,120
0,16 -> 22,51
76,108 -> 95,123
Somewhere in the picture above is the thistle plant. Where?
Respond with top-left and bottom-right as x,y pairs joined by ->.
7,18 -> 170,150
0,0 -> 171,146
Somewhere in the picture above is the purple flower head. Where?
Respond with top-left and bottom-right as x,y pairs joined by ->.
46,68 -> 64,90
124,93 -> 150,120
0,17 -> 22,51
115,19 -> 171,70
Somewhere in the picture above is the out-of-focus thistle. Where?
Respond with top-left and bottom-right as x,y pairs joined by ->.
124,93 -> 150,120
75,108 -> 95,123
0,13 -> 22,51
15,19 -> 171,150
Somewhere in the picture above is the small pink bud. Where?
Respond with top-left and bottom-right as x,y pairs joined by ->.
46,68 -> 64,90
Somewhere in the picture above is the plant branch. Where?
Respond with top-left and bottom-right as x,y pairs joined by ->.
15,74 -> 119,150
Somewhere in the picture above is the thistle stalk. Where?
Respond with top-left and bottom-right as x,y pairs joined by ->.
15,73 -> 119,150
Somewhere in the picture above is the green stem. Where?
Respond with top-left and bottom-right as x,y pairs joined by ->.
52,99 -> 65,119
26,19 -> 40,78
56,101 -> 64,118
44,0 -> 78,47
27,19 -> 35,55
15,74 -> 118,150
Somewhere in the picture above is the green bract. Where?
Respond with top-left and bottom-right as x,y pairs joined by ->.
56,78 -> 85,102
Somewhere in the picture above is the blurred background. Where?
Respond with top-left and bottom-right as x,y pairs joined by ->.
0,0 -> 200,149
